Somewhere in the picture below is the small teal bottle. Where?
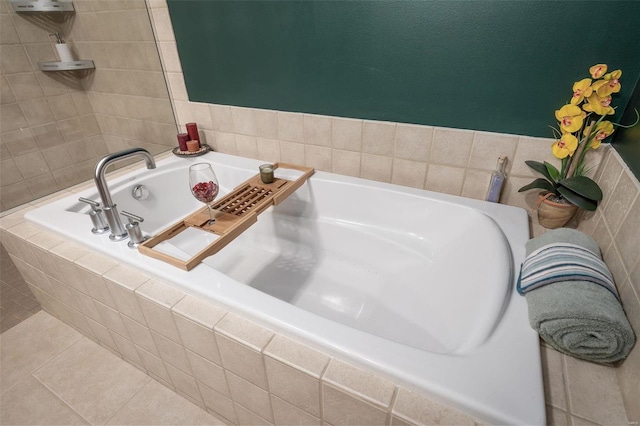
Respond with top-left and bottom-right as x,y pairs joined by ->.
486,155 -> 507,203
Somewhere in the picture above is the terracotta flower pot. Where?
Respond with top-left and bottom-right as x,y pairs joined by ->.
535,192 -> 579,229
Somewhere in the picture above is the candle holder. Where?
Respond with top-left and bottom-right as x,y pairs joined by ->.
259,164 -> 274,183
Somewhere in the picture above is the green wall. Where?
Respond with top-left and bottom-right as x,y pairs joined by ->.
168,0 -> 640,170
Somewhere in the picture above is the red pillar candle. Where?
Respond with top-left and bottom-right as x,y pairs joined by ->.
185,123 -> 200,147
177,133 -> 189,151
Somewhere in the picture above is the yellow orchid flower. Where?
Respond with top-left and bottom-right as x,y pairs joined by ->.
583,93 -> 615,115
552,134 -> 579,159
571,78 -> 593,105
595,69 -> 622,97
589,64 -> 607,79
555,104 -> 585,133
589,121 -> 615,149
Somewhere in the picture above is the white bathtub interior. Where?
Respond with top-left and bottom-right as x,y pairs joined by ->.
25,152 -> 545,425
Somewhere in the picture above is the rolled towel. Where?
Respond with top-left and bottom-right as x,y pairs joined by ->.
518,228 -> 635,363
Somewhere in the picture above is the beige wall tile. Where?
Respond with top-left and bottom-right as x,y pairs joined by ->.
0,45 -> 32,74
602,171 -> 638,236
2,127 -> 38,157
1,76 -> 17,105
264,335 -> 329,378
332,149 -> 360,177
511,136 -> 555,177
110,331 -> 143,368
271,395 -> 321,426
216,332 -> 268,390
199,382 -> 238,424
362,120 -> 395,156
564,356 -> 628,425
469,131 -> 518,172
392,388 -> 475,425
425,164 -> 465,196
186,350 -> 229,396
227,372 -> 273,422
305,145 -> 331,172
235,134 -> 258,159
5,72 -> 44,101
322,383 -> 388,426
360,153 -> 392,183
265,356 -> 321,417
210,104 -> 234,132
231,106 -> 256,136
431,127 -> 474,167
166,72 -> 188,101
152,330 -> 192,374
461,169 -> 492,200
20,97 -> 55,126
394,123 -> 432,162
256,137 -> 280,163
234,402 -> 272,426
135,280 -> 185,342
150,7 -> 175,42
122,315 -> 159,356
1,103 -> 29,132
103,265 -> 148,324
278,111 -> 304,143
191,102 -> 213,131
280,141 -> 305,164
213,131 -> 236,154
93,300 -> 129,339
136,345 -> 170,382
304,114 -> 331,147
164,362 -> 202,404
332,117 -> 362,152
173,313 -> 222,365
540,345 -> 567,409
391,158 -> 427,189
603,244 -> 628,289
596,152 -> 624,211
158,42 -> 182,73
323,359 -> 395,409
253,109 -> 278,140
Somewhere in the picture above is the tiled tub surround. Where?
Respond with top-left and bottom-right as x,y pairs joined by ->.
10,150 -> 545,424
2,147 -> 638,426
1,214 -> 483,426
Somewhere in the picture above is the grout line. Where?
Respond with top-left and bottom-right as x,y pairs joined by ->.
32,374 -> 93,425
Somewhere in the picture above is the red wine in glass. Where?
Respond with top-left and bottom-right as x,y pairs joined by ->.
189,163 -> 219,225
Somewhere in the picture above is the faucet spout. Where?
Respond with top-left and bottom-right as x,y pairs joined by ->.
94,148 -> 156,241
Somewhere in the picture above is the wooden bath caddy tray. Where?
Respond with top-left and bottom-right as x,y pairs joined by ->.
138,163 -> 314,271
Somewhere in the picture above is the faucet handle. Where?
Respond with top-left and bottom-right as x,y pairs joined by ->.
121,211 -> 146,248
79,197 -> 100,211
78,197 -> 109,234
121,210 -> 144,224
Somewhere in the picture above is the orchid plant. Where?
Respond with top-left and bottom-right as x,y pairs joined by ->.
519,64 -> 638,211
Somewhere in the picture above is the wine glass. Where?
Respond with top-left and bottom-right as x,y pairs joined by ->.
189,163 -> 220,225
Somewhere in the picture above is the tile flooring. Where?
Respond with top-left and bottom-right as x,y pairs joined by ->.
0,244 -> 41,333
0,311 -> 226,425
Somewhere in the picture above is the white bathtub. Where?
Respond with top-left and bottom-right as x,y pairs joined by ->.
26,152 -> 544,425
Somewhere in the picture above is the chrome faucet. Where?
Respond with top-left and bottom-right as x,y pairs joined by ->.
94,148 -> 156,241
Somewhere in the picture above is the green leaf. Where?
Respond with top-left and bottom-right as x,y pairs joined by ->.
557,187 -> 598,211
525,161 -> 554,182
559,176 -> 603,201
518,178 -> 556,193
544,161 -> 561,182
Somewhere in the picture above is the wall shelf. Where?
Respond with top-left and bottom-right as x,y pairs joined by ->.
10,0 -> 74,13
38,60 -> 95,71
